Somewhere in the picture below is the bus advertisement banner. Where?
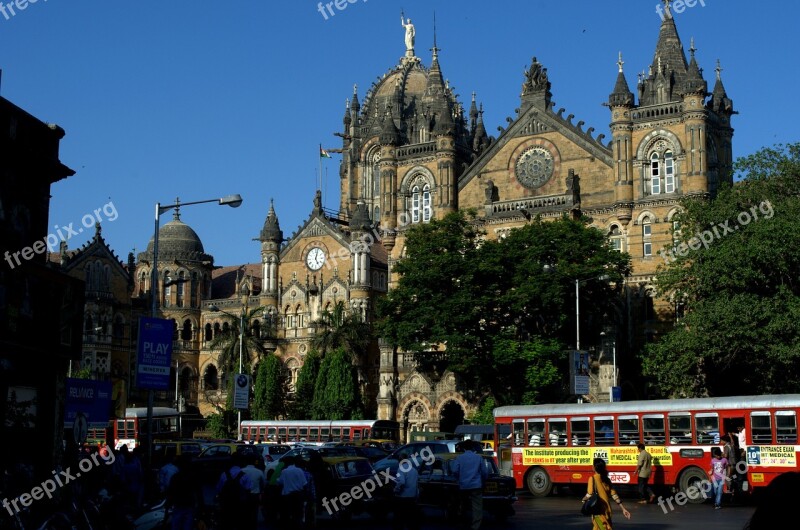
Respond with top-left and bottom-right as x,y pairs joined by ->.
136,317 -> 173,390
65,378 -> 112,428
520,446 -> 674,468
746,445 -> 797,467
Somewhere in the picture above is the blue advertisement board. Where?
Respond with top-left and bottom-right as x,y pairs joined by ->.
136,316 -> 173,390
64,378 -> 112,428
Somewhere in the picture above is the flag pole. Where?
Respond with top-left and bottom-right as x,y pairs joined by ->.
318,143 -> 322,192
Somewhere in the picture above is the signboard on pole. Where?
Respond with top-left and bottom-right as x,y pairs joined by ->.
570,350 -> 591,395
233,373 -> 250,410
136,317 -> 173,390
64,378 -> 112,429
611,386 -> 622,402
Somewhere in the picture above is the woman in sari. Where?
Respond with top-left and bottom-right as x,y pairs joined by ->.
582,458 -> 631,530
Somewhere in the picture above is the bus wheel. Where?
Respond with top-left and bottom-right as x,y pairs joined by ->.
525,466 -> 553,497
678,466 -> 708,504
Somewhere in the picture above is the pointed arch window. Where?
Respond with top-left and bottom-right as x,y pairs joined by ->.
650,153 -> 661,195
608,225 -> 623,252
410,183 -> 433,224
176,271 -> 185,308
664,151 -> 675,193
181,319 -> 192,341
642,216 -> 653,257
205,323 -> 213,342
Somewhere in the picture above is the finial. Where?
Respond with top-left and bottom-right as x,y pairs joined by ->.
689,37 -> 696,56
345,98 -> 349,109
715,59 -> 723,80
353,83 -> 358,96
472,91 -> 476,102
617,52 -> 624,73
173,197 -> 181,221
95,222 -> 102,237
664,0 -> 672,14
431,11 -> 440,59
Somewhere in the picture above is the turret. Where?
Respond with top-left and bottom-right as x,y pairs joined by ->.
609,53 -> 635,226
258,199 -> 283,299
681,38 -> 711,194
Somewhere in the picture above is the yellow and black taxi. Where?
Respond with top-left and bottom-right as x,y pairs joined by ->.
316,456 -> 389,521
417,453 -> 517,520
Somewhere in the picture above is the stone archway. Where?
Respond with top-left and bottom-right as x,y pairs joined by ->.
398,392 -> 434,443
436,392 -> 470,434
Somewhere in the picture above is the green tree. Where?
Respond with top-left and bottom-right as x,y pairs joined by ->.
311,348 -> 361,420
253,354 -> 286,420
310,300 -> 371,358
206,412 -> 232,439
468,396 -> 497,425
644,143 -> 800,397
377,210 -> 630,403
290,350 -> 320,419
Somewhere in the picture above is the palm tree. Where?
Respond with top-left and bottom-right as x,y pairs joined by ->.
208,306 -> 272,391
310,301 -> 371,360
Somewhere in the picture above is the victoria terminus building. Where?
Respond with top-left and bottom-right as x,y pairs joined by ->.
130,1 -> 734,437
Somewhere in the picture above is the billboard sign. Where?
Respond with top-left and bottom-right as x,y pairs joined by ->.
64,378 -> 112,428
136,317 -> 173,390
570,350 -> 591,395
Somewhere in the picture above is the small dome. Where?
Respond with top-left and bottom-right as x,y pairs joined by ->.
138,213 -> 213,264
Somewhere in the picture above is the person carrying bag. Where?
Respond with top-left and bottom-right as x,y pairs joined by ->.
581,458 -> 631,530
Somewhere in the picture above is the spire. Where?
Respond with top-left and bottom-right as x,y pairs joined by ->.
683,37 -> 707,95
431,11 -> 439,60
472,103 -> 489,153
380,105 -> 400,145
609,52 -> 634,107
343,98 -> 351,128
709,59 -> 735,115
259,198 -> 283,242
641,0 -> 689,105
349,201 -> 373,232
469,91 -> 479,133
350,84 -> 360,113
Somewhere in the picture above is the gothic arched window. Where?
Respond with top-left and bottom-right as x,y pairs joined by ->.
648,145 -> 677,196
181,319 -> 192,341
411,185 -> 421,223
204,323 -> 212,342
642,216 -> 653,257
608,225 -> 623,252
422,184 -> 432,222
650,153 -> 661,195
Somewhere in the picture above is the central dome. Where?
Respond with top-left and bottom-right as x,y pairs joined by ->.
138,213 -> 213,264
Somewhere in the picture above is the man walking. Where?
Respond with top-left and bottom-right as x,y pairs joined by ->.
451,441 -> 488,530
635,442 -> 656,504
276,456 -> 308,528
392,452 -> 421,530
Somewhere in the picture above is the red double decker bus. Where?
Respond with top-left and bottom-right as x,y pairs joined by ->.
494,394 -> 799,501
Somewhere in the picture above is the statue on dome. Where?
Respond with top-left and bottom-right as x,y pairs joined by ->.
401,13 -> 415,55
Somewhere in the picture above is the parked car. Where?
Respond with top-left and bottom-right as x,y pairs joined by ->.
316,456 -> 390,521
372,440 -> 461,475
193,442 -> 260,482
342,439 -> 400,452
264,445 -> 359,480
352,445 -> 390,464
256,443 -> 292,466
150,440 -> 203,470
417,453 -> 517,520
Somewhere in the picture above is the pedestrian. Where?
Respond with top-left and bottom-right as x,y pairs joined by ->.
736,425 -> 747,451
708,446 -> 729,509
122,446 -> 144,514
241,455 -> 266,530
296,459 -> 316,528
165,455 -> 203,530
392,452 -> 421,530
216,454 -> 253,529
451,440 -> 488,530
582,458 -> 631,530
634,443 -> 656,504
158,454 -> 179,495
276,456 -> 307,528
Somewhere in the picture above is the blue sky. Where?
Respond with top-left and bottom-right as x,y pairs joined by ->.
1,0 -> 797,267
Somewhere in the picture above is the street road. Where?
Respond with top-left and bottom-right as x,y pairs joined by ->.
248,490 -> 756,529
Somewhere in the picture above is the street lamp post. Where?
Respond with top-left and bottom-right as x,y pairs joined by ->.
146,194 -> 242,469
208,305 -> 244,440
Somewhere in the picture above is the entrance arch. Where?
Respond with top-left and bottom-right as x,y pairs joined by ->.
436,393 -> 468,434
398,392 -> 433,443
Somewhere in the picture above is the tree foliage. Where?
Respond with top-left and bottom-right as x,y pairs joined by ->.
377,210 -> 630,404
290,350 -> 320,419
311,348 -> 362,420
644,143 -> 800,397
253,354 -> 286,420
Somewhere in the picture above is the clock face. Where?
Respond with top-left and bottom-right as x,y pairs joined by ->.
515,146 -> 554,189
306,247 -> 325,270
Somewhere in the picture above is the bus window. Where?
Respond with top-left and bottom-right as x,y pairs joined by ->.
259,427 -> 266,439
695,413 -> 720,444
268,427 -> 277,441
570,418 -> 590,446
127,420 -> 135,435
288,428 -> 298,441
299,427 -> 308,440
117,420 -> 126,438
668,414 -> 692,444
594,417 -> 615,445
776,411 -> 797,444
321,428 -> 330,441
548,419 -> 567,446
643,415 -> 665,444
512,420 -> 525,446
751,412 -> 773,444
342,428 -> 351,441
332,428 -> 341,441
309,427 -> 319,442
526,419 -> 544,446
618,415 -> 640,445
278,427 -> 287,442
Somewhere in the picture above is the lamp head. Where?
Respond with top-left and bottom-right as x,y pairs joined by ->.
219,195 -> 243,208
